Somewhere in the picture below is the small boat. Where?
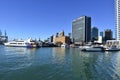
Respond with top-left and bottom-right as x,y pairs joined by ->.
105,45 -> 120,51
61,44 -> 69,48
4,38 -> 37,48
81,46 -> 105,52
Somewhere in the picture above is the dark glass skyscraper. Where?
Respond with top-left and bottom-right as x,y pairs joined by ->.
100,31 -> 103,37
91,27 -> 98,41
103,29 -> 113,42
72,16 -> 91,44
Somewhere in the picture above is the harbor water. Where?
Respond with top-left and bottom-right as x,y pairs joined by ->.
0,45 -> 120,80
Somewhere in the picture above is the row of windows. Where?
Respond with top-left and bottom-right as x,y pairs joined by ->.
10,43 -> 24,44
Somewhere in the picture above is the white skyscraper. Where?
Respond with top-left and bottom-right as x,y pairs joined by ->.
115,0 -> 120,40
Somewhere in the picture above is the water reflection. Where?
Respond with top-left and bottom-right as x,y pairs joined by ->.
4,47 -> 36,55
0,46 -> 37,72
52,48 -> 66,64
1,46 -> 120,80
70,48 -> 99,80
113,52 -> 120,79
69,48 -> 120,80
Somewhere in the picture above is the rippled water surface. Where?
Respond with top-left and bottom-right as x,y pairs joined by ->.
0,45 -> 120,80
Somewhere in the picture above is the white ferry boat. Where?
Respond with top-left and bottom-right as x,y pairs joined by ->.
81,46 -> 105,52
105,45 -> 120,51
4,38 -> 37,48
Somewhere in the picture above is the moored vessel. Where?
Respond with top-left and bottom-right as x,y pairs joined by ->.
105,45 -> 120,51
81,45 -> 105,52
61,44 -> 69,48
4,38 -> 37,48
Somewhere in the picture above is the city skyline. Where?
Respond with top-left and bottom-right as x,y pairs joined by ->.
0,0 -> 114,40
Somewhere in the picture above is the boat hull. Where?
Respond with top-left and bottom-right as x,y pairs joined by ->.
81,47 -> 105,52
4,44 -> 37,48
105,49 -> 120,51
61,44 -> 69,48
105,46 -> 120,51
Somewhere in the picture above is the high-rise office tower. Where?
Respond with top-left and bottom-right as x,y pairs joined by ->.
103,29 -> 113,41
91,27 -> 98,41
100,31 -> 103,37
72,16 -> 91,44
115,0 -> 120,40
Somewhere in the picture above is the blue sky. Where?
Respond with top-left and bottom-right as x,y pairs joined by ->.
0,0 -> 114,40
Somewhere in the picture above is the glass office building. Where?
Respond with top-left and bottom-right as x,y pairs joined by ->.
103,29 -> 113,42
91,27 -> 98,41
72,16 -> 91,44
115,0 -> 120,40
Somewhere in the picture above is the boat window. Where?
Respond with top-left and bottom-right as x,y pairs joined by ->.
10,43 -> 17,44
30,41 -> 35,42
18,43 -> 22,44
16,41 -> 24,42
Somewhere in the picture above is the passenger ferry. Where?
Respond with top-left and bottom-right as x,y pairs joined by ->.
81,45 -> 105,52
105,45 -> 120,51
4,38 -> 37,48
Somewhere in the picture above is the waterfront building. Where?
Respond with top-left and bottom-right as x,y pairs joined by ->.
54,30 -> 71,46
94,36 -> 103,43
0,30 -> 8,44
68,33 -> 73,43
59,30 -> 64,37
99,31 -> 104,43
49,35 -> 53,43
45,35 -> 54,43
91,27 -> 98,41
115,0 -> 120,40
106,40 -> 120,48
103,29 -> 113,42
68,33 -> 72,38
55,33 -> 59,37
0,36 -> 8,44
72,16 -> 91,44
100,31 -> 103,37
